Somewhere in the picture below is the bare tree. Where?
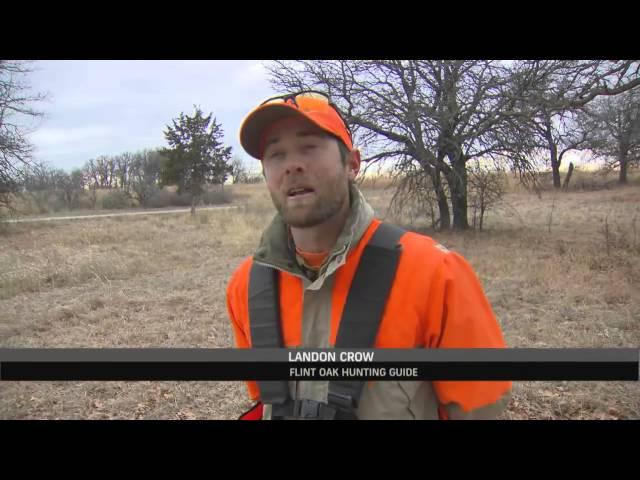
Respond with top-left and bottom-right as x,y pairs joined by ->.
0,61 -> 45,213
267,60 -> 640,230
106,156 -> 116,188
58,168 -> 85,209
581,87 -> 640,184
267,60 -> 536,229
523,109 -> 589,188
387,160 -> 441,229
90,155 -> 116,188
467,160 -> 507,231
511,61 -> 640,114
114,152 -> 133,190
230,156 -> 250,184
20,161 -> 56,213
83,158 -> 100,189
129,149 -> 164,207
81,149 -> 166,207
505,61 -> 640,188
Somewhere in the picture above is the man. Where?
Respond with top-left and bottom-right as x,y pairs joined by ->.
227,90 -> 511,420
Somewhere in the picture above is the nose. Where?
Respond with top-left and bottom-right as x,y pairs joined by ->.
283,154 -> 306,175
285,164 -> 304,175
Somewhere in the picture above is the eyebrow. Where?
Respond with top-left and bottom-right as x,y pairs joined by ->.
264,130 -> 326,148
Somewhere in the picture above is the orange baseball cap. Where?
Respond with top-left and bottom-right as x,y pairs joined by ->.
239,91 -> 353,160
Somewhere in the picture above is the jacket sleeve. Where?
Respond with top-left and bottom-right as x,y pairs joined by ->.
426,250 -> 512,419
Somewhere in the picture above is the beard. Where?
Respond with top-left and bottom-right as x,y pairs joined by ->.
270,173 -> 350,228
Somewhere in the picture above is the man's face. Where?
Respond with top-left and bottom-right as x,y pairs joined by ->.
261,116 -> 354,228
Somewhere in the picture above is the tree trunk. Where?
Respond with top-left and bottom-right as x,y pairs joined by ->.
432,168 -> 450,230
447,157 -> 469,230
451,192 -> 469,230
190,194 -> 197,216
437,192 -> 450,230
619,152 -> 628,184
550,145 -> 561,189
562,162 -> 575,189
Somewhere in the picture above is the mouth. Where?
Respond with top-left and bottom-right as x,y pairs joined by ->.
286,186 -> 315,199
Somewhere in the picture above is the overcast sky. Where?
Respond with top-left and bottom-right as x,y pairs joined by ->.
26,60 -> 275,172
24,60 -> 593,174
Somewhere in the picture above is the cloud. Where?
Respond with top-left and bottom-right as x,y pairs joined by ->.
235,62 -> 269,87
30,126 -> 114,146
26,60 -> 276,170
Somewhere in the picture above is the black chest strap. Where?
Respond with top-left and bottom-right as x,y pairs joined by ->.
248,262 -> 290,405
248,222 -> 406,419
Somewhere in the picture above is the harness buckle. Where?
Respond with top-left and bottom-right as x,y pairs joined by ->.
294,399 -> 322,419
328,392 -> 355,410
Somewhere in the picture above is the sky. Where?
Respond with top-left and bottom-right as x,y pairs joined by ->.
25,60 -> 275,173
22,60 -> 596,175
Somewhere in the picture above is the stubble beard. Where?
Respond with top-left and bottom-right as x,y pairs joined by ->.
271,175 -> 350,228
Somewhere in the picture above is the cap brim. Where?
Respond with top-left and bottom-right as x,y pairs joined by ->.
240,104 -> 313,160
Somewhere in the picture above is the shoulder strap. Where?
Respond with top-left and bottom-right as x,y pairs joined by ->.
247,222 -> 406,418
328,222 -> 406,416
248,263 -> 290,405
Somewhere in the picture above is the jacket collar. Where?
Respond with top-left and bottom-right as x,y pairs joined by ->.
253,182 -> 375,281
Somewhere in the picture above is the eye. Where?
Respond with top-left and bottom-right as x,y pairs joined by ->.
302,144 -> 317,152
266,150 -> 284,161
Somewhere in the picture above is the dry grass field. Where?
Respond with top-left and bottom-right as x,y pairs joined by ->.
1,172 -> 639,419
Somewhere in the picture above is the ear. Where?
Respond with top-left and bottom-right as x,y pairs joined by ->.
347,149 -> 361,182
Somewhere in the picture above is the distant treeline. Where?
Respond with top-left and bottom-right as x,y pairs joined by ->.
16,149 -> 263,214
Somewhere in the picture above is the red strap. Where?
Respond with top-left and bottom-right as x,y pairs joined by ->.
438,405 -> 449,420
239,402 -> 264,420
